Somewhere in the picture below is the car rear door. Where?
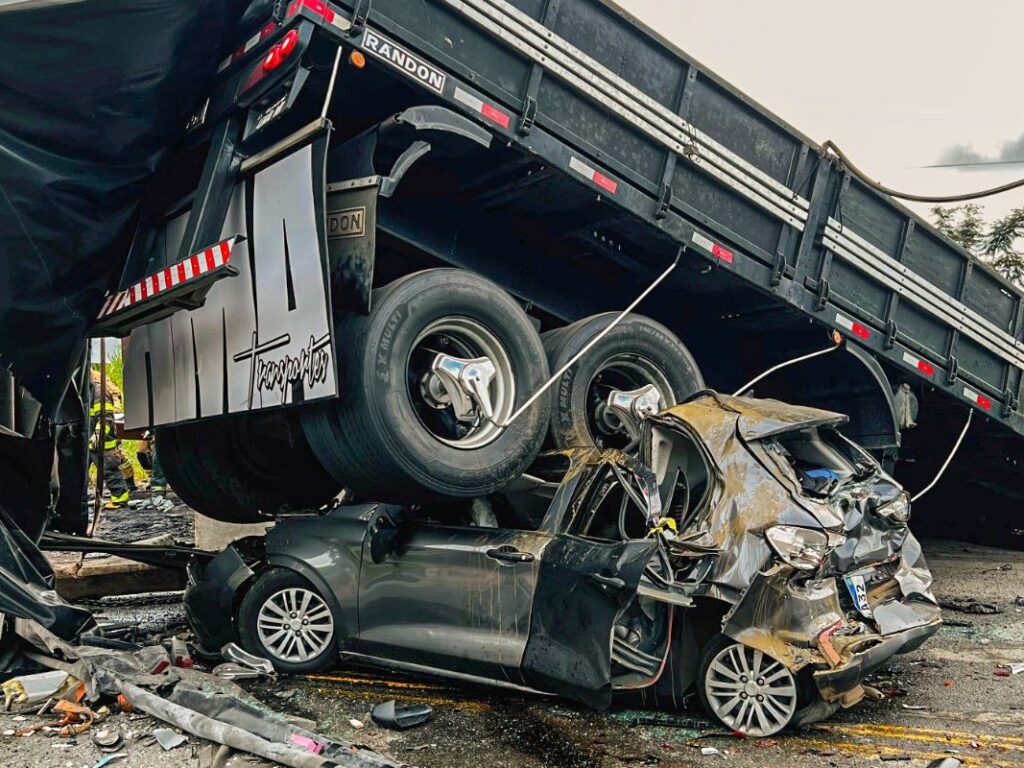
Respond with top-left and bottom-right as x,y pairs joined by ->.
519,534 -> 657,709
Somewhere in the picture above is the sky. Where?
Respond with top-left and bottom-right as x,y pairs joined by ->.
615,0 -> 1024,225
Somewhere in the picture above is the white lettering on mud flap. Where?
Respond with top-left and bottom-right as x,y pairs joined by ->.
123,142 -> 337,429
361,29 -> 447,94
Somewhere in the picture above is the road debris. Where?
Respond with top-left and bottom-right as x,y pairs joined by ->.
91,724 -> 124,751
700,746 -> 726,758
370,700 -> 433,730
153,728 -> 189,751
938,597 -> 1000,615
994,663 -> 1024,677
219,643 -> 275,676
2,670 -> 73,709
10,618 -> 397,768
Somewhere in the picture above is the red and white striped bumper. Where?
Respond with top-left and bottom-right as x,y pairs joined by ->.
97,237 -> 238,321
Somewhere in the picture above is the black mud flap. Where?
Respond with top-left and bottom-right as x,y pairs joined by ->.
520,535 -> 657,709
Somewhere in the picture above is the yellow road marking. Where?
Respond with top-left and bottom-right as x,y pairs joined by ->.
788,735 -> 1018,768
311,686 -> 493,713
815,722 -> 1024,751
305,673 -> 450,692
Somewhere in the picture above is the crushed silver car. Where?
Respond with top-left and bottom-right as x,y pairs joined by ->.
184,391 -> 940,736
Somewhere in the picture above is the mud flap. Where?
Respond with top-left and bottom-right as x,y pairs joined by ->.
123,131 -> 339,428
520,535 -> 657,709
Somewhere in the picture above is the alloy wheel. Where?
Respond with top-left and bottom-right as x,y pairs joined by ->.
704,641 -> 798,736
256,587 -> 335,663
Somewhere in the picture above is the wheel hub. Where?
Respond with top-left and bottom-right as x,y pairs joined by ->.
256,587 -> 334,663
704,642 -> 798,737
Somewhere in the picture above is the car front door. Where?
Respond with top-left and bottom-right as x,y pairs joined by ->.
356,514 -> 551,682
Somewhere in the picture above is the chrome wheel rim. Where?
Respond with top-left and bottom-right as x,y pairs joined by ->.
257,587 -> 334,663
407,317 -> 516,450
586,354 -> 673,449
705,642 -> 797,736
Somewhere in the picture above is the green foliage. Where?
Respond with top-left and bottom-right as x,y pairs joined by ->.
932,204 -> 1024,286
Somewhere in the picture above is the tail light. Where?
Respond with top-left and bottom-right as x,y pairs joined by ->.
262,29 -> 300,73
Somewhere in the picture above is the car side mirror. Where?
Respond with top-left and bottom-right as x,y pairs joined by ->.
368,507 -> 401,564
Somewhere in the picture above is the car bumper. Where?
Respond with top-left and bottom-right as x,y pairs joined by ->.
182,546 -> 254,655
813,606 -> 941,702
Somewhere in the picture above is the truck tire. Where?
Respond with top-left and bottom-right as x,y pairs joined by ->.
302,268 -> 550,501
156,412 -> 341,523
542,313 -> 703,449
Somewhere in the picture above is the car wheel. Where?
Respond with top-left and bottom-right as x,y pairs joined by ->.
697,635 -> 799,737
302,268 -> 550,501
542,313 -> 703,450
238,568 -> 337,674
157,412 -> 342,523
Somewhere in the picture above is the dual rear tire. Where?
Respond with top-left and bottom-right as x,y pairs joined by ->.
160,269 -> 703,520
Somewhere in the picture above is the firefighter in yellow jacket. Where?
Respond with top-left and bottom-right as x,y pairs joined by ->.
89,368 -> 130,509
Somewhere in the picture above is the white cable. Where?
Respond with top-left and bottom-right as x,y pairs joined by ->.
499,251 -> 682,428
731,338 -> 842,397
911,409 -> 973,503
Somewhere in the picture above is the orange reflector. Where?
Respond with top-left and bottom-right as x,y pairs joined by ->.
349,50 -> 366,69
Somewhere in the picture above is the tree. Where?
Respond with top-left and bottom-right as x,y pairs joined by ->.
932,204 -> 1024,286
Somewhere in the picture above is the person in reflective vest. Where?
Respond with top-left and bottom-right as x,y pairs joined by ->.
89,368 -> 129,509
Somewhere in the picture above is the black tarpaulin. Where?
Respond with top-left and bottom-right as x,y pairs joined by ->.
0,0 -> 249,413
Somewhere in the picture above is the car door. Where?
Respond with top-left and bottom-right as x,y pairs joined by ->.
356,514 -> 552,681
519,534 -> 656,709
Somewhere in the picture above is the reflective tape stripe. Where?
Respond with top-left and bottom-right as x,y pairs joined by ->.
453,87 -> 511,128
96,237 -> 237,320
835,313 -> 870,340
902,351 -> 935,377
568,156 -> 618,194
691,231 -> 734,264
963,386 -> 992,410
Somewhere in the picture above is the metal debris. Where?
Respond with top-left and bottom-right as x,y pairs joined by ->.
153,727 -> 189,751
938,598 -> 1000,615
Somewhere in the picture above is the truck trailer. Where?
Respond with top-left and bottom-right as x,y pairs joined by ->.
79,0 -> 1024,522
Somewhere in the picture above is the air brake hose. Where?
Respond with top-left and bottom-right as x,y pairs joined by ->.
820,140 -> 1024,203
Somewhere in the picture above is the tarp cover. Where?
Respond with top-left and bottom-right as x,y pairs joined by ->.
0,0 -> 250,413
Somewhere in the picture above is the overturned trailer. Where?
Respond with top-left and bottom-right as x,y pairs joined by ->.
185,392 -> 940,736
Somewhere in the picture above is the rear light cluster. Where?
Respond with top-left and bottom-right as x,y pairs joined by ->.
286,0 -> 334,22
262,29 -> 300,73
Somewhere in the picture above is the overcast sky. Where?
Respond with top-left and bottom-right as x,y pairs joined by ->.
616,0 -> 1024,224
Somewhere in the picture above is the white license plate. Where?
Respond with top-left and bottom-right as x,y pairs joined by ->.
844,572 -> 874,618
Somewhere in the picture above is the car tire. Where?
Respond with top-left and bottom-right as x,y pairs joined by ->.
541,313 -> 703,450
697,634 -> 799,737
238,568 -> 337,674
302,268 -> 550,502
156,412 -> 342,523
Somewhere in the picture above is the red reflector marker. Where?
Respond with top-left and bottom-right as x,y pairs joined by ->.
453,88 -> 511,129
711,243 -> 734,264
568,156 -> 618,194
902,351 -> 934,377
963,386 -> 993,410
835,313 -> 870,340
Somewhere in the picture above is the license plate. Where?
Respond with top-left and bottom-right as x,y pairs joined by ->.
844,572 -> 873,618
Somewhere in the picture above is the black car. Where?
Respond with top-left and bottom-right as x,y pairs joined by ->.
186,392 -> 941,736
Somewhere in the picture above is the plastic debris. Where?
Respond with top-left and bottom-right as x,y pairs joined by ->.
2,670 -> 70,709
92,754 -> 128,768
153,728 -> 188,751
700,746 -> 726,758
370,700 -> 433,730
995,663 -> 1024,676
348,718 -> 365,730
925,759 -> 962,768
171,637 -> 193,668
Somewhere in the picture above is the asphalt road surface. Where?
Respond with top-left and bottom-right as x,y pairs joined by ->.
3,538 -> 1023,768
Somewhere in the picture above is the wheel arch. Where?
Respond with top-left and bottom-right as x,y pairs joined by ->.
262,554 -> 353,644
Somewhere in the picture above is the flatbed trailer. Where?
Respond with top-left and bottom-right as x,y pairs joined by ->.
104,0 -> 1024,518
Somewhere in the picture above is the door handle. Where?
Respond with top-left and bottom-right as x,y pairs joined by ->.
588,573 -> 626,591
486,547 -> 535,564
